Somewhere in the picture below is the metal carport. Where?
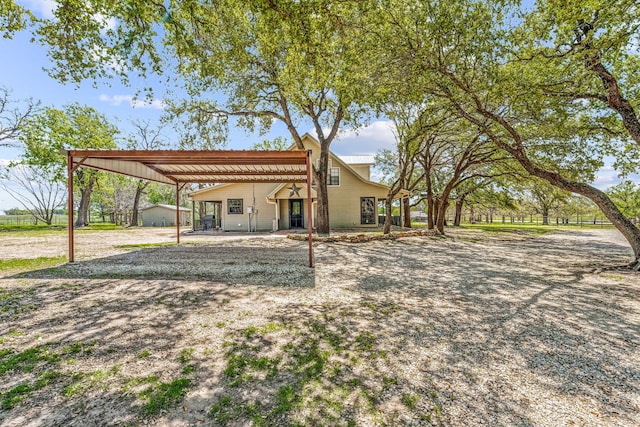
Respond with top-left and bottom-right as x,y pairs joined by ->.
65,149 -> 314,266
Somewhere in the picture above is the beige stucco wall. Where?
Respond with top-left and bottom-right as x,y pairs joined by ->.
190,183 -> 280,231
141,206 -> 190,227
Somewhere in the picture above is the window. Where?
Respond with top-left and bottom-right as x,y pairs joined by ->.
361,197 -> 376,225
327,167 -> 340,186
227,199 -> 243,214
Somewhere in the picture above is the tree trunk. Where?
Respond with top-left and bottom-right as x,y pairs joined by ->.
435,198 -> 448,234
542,207 -> 549,225
454,199 -> 463,226
315,176 -> 329,236
432,197 -> 440,230
75,184 -> 93,227
448,91 -> 640,268
402,197 -> 411,228
129,180 -> 148,227
426,173 -> 434,230
436,178 -> 458,234
130,187 -> 142,227
383,196 -> 393,234
494,126 -> 640,267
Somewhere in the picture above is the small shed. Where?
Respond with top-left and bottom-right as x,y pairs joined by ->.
141,204 -> 191,227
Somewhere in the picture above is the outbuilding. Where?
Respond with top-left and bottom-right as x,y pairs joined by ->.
141,204 -> 191,227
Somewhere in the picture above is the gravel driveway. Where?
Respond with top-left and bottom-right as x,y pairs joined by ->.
0,227 -> 638,426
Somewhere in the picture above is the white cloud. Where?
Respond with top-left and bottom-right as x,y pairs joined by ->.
309,120 -> 398,156
95,13 -> 117,31
98,94 -> 165,110
21,0 -> 57,19
21,1 -> 117,30
591,165 -> 632,190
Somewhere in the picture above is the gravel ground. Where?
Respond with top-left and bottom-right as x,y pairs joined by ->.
0,226 -> 638,426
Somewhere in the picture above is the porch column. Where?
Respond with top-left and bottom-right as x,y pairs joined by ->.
306,151 -> 314,268
67,151 -> 74,263
191,200 -> 195,232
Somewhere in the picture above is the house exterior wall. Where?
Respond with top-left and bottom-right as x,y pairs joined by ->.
141,206 -> 190,226
187,135 -> 393,230
302,137 -> 388,228
326,171 -> 388,227
348,164 -> 371,181
278,199 -> 312,229
190,183 -> 279,231
279,200 -> 289,229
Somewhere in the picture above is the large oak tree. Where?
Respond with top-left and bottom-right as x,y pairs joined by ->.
25,0 -> 372,235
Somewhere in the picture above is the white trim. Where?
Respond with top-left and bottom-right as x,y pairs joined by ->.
327,167 -> 341,187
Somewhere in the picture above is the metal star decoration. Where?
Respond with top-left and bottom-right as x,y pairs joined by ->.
288,183 -> 301,198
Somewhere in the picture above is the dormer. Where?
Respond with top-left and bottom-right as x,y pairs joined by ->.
337,155 -> 374,181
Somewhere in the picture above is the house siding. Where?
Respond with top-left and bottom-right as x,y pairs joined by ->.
303,138 -> 388,228
348,164 -> 371,181
187,134 -> 395,231
141,206 -> 190,227
191,183 -> 279,231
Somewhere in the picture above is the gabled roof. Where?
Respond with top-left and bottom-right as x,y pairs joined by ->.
141,204 -> 190,212
298,134 -> 393,192
267,183 -> 318,200
338,155 -> 375,165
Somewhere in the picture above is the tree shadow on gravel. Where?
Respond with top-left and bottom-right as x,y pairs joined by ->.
319,235 -> 640,426
9,244 -> 315,288
2,231 -> 639,426
0,273 -> 303,426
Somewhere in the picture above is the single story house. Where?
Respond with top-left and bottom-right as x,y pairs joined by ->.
187,134 -> 407,232
141,204 -> 191,227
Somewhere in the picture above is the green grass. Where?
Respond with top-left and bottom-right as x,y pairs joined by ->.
0,346 -> 61,375
0,223 -> 66,233
1,288 -> 37,317
0,340 -> 104,410
115,242 -> 177,249
460,223 -> 555,235
461,221 -> 616,235
211,312 -> 403,425
77,223 -> 123,231
141,378 -> 191,415
63,366 -> 119,397
2,370 -> 63,409
0,256 -> 67,272
401,393 -> 419,410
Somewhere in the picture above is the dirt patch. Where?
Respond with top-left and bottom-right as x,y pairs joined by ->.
0,227 -> 639,426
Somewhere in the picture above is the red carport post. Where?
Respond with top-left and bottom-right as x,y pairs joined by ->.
67,151 -> 75,263
306,151 -> 314,267
176,182 -> 181,245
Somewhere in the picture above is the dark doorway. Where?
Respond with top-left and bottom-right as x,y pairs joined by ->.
197,201 -> 222,230
289,199 -> 304,228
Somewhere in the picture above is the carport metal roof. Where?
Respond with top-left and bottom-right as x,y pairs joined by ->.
65,149 -> 314,266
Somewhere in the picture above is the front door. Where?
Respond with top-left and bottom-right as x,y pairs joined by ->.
289,199 -> 304,228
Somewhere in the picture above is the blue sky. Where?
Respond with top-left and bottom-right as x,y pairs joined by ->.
0,0 -> 635,212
